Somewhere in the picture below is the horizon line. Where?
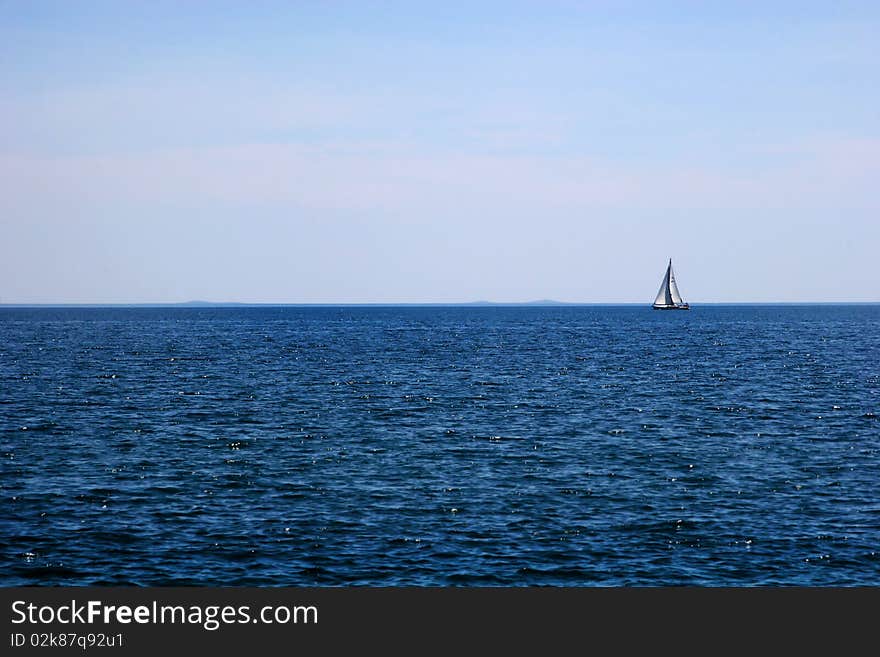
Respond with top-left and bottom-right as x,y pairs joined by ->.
2,300 -> 879,308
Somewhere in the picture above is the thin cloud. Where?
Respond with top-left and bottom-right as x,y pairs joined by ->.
3,137 -> 878,217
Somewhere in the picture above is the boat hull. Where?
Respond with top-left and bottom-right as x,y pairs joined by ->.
652,304 -> 690,310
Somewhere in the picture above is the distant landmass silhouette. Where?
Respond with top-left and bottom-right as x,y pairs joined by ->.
1,300 -> 577,307
186,300 -> 573,306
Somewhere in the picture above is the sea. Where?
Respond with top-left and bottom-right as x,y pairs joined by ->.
2,304 -> 879,586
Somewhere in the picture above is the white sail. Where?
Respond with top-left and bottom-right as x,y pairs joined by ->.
653,264 -> 671,307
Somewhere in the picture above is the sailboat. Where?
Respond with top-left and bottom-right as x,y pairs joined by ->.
652,259 -> 690,310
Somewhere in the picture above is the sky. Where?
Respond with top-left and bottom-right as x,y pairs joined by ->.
1,1 -> 878,303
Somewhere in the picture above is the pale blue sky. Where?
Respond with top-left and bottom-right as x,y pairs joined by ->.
2,1 -> 878,303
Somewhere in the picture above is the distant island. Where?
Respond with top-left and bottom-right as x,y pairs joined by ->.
464,299 -> 571,306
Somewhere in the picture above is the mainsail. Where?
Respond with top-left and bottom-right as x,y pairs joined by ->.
653,259 -> 688,309
668,264 -> 683,305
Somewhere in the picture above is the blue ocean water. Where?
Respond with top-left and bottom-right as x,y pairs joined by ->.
2,305 -> 879,586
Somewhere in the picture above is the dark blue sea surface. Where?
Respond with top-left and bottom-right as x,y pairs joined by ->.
2,305 -> 879,586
